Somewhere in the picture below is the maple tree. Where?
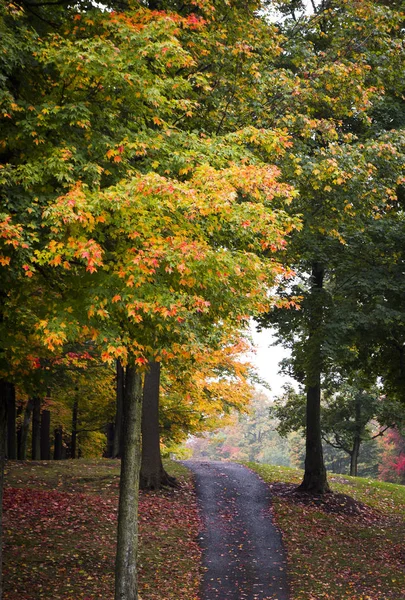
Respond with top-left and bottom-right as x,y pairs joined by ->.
189,391 -> 292,465
0,2 -> 299,597
378,427 -> 405,484
160,332 -> 256,443
140,331 -> 256,489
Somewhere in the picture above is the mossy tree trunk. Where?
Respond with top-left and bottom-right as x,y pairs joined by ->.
115,364 -> 143,600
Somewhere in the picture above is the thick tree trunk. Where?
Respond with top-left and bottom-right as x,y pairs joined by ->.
113,360 -> 125,458
140,362 -> 177,490
54,427 -> 63,460
71,397 -> 78,459
40,410 -> 51,460
298,263 -> 330,494
299,382 -> 329,492
19,398 -> 34,460
0,380 -> 7,600
6,382 -> 16,459
31,397 -> 41,460
115,365 -> 143,600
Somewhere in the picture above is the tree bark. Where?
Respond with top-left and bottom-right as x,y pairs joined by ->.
16,402 -> 23,459
115,365 -> 143,600
40,410 -> 51,460
0,380 -> 7,600
71,396 -> 78,459
113,359 -> 125,458
349,436 -> 361,477
19,398 -> 34,460
54,426 -> 63,460
31,397 -> 41,460
140,362 -> 177,490
6,382 -> 16,459
298,263 -> 330,494
105,423 -> 115,458
350,396 -> 362,476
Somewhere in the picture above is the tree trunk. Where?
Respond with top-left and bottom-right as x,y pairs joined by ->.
349,436 -> 361,477
31,397 -> 41,460
54,427 -> 63,460
350,396 -> 362,476
16,403 -> 23,459
40,410 -> 51,460
298,263 -> 330,494
105,423 -> 115,458
0,380 -> 8,600
115,365 -> 143,600
6,382 -> 16,459
71,397 -> 78,459
19,398 -> 34,460
140,362 -> 177,490
113,359 -> 125,458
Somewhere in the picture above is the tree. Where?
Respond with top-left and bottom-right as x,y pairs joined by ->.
112,360 -> 125,459
189,391 -> 292,465
140,330 -> 258,488
5,383 -> 16,459
140,361 -> 178,489
1,5 -> 300,598
257,0 -> 405,493
17,397 -> 34,460
321,384 -> 404,477
378,428 -> 405,484
271,381 -> 405,476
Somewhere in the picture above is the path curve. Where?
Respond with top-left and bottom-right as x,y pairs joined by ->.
183,460 -> 289,600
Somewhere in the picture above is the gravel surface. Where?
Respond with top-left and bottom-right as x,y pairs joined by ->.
183,461 -> 290,600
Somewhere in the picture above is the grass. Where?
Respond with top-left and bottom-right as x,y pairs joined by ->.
247,463 -> 405,600
3,459 -> 201,600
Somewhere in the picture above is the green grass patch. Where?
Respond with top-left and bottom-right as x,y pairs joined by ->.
247,462 -> 405,600
4,459 -> 201,600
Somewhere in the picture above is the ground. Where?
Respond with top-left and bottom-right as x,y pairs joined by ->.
248,463 -> 405,600
3,459 -> 405,600
3,459 -> 201,600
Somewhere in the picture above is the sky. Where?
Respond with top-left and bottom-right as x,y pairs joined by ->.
248,323 -> 297,398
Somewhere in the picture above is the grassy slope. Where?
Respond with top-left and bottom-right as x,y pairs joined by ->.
3,459 -> 201,600
247,463 -> 405,600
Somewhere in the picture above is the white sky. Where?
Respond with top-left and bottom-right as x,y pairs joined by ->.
248,323 -> 297,398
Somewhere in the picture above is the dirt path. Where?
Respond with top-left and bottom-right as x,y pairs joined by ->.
183,461 -> 289,600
